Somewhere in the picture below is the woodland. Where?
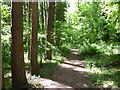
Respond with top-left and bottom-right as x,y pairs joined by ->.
0,0 -> 120,89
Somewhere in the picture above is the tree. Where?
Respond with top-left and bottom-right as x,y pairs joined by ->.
46,1 -> 55,60
40,2 -> 44,31
30,2 -> 39,75
55,2 -> 67,47
28,1 -> 32,60
44,2 -> 48,29
118,1 -> 120,32
11,2 -> 28,88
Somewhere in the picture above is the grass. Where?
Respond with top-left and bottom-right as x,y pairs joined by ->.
39,55 -> 65,77
88,68 -> 120,88
39,62 -> 58,78
81,51 -> 120,88
3,53 -> 65,88
78,42 -> 120,88
58,45 -> 71,57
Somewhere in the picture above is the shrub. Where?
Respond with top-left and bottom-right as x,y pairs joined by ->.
59,45 -> 70,57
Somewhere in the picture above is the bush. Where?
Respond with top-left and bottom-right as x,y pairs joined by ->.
81,44 -> 102,55
59,45 -> 70,57
2,39 -> 11,74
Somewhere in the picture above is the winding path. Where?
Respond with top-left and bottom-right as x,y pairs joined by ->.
40,49 -> 91,88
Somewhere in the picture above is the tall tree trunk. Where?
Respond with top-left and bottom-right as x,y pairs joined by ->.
118,1 -> 120,31
44,2 -> 48,29
28,1 -> 31,60
11,2 -> 27,88
46,2 -> 55,60
40,2 -> 44,31
30,2 -> 39,75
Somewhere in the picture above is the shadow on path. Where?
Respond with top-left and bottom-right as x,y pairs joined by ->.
40,49 -> 91,88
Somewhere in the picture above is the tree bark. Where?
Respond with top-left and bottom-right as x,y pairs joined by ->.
30,2 -> 39,75
28,1 -> 31,60
11,2 -> 28,88
44,2 -> 48,29
118,1 -> 120,31
46,2 -> 55,60
40,2 -> 44,30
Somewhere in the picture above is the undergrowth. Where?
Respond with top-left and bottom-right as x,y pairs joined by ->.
4,52 -> 65,88
79,42 -> 120,88
54,45 -> 71,57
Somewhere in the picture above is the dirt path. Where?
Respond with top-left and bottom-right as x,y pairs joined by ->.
40,49 -> 91,88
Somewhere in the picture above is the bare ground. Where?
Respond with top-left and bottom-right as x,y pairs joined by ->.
40,49 -> 91,88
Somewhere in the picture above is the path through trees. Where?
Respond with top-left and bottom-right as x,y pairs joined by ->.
39,49 -> 91,88
1,1 -> 120,89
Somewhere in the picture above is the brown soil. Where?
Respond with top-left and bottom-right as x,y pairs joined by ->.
40,49 -> 91,88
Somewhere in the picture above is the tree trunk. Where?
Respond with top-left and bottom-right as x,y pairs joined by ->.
28,1 -> 31,60
40,2 -> 44,31
118,1 -> 120,31
46,2 -> 55,60
44,2 -> 48,29
11,2 -> 27,88
30,2 -> 39,75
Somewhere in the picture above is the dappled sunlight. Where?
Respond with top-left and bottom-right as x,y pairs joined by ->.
71,49 -> 80,55
62,55 -> 89,72
83,84 -> 89,87
102,81 -> 115,88
2,0 -> 120,88
73,67 -> 89,72
60,63 -> 73,68
64,60 -> 84,67
60,63 -> 89,72
39,49 -> 91,88
4,72 -> 11,78
71,49 -> 79,52
43,64 -> 91,88
25,59 -> 30,63
39,78 -> 73,88
90,67 -> 102,74
26,72 -> 72,88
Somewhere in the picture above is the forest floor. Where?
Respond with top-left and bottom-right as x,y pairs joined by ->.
39,49 -> 91,88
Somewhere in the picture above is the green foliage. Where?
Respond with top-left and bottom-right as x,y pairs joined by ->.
38,34 -> 46,59
2,39 -> 11,75
27,73 -> 43,88
55,2 -> 67,22
86,55 -> 120,88
88,69 -> 120,88
80,41 -> 120,88
2,39 -> 10,65
68,1 -> 120,46
39,62 -> 58,78
80,44 -> 103,57
1,1 -> 120,88
1,3 -> 11,74
4,77 -> 12,88
58,45 -> 71,57
54,2 -> 70,48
